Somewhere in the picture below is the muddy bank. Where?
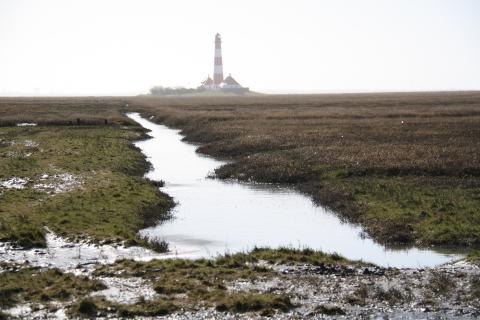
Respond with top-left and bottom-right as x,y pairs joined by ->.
0,230 -> 191,318
255,260 -> 480,319
1,253 -> 479,319
0,230 -> 172,272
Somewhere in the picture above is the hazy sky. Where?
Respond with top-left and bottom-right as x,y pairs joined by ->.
1,0 -> 479,95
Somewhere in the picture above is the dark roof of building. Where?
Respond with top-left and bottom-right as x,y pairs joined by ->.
222,74 -> 240,86
201,76 -> 214,86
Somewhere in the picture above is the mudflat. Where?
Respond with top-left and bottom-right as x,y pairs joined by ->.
1,93 -> 479,318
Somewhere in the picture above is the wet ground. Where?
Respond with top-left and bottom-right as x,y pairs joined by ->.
0,114 -> 478,319
129,113 -> 462,268
0,230 -> 166,272
1,249 -> 479,319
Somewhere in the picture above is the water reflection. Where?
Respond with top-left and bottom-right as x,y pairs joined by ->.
128,113 -> 462,268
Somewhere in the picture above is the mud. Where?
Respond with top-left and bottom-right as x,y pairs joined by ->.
226,260 -> 480,319
90,277 -> 158,304
0,230 -> 167,272
2,258 -> 478,319
33,173 -> 83,195
16,123 -> 38,127
0,177 -> 30,189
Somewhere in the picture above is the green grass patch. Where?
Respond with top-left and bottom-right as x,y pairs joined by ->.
344,176 -> 480,246
0,125 -> 173,248
313,304 -> 346,316
116,299 -> 178,317
67,296 -> 178,318
305,172 -> 480,247
242,247 -> 368,266
0,267 -> 105,309
215,293 -> 294,313
466,251 -> 480,265
95,256 -> 272,295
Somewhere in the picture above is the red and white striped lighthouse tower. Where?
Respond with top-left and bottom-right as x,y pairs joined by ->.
213,33 -> 224,86
199,33 -> 248,93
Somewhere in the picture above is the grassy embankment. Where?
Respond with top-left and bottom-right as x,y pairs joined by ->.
128,92 -> 480,248
0,98 -> 173,248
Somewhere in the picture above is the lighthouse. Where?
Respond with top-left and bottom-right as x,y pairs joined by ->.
199,33 -> 249,94
213,33 -> 224,86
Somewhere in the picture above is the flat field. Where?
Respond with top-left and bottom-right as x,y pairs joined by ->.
1,93 -> 480,318
1,92 -> 479,248
127,92 -> 480,248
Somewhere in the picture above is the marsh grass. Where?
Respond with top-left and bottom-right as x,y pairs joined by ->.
346,285 -> 370,305
67,296 -> 178,318
429,271 -> 455,296
467,251 -> 480,265
317,176 -> 480,246
1,93 -> 479,247
138,235 -> 169,253
0,124 -> 173,248
471,277 -> 480,299
116,299 -> 177,317
92,248 -> 355,315
215,293 -> 294,313
76,299 -> 98,317
0,268 -> 105,309
375,287 -> 408,305
126,92 -> 480,248
0,97 -> 129,126
240,247 -> 368,266
313,304 -> 346,316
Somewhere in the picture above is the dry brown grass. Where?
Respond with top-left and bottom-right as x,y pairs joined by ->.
1,92 -> 479,247
0,97 -> 129,126
127,92 -> 480,177
126,92 -> 480,247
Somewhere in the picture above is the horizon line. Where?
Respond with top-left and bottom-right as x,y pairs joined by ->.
1,89 -> 480,98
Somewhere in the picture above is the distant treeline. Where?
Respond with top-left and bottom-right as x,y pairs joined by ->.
149,86 -> 201,96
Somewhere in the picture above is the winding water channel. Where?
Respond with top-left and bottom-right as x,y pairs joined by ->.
129,113 -> 462,268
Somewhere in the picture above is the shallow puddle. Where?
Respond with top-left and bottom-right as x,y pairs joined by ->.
0,231 -> 180,272
129,113 -> 463,268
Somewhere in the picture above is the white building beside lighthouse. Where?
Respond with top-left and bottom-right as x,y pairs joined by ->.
199,33 -> 249,94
